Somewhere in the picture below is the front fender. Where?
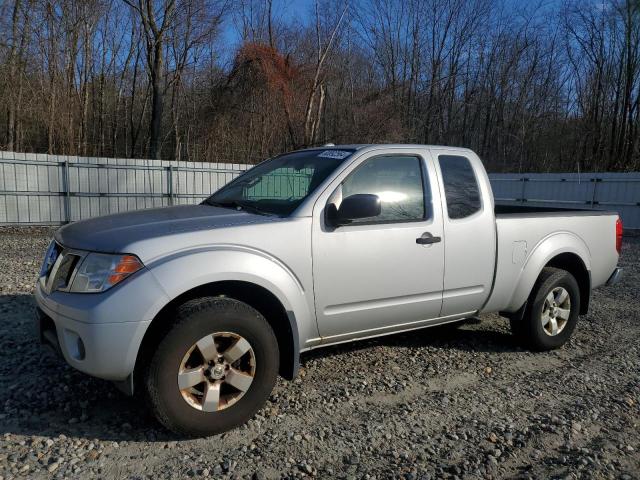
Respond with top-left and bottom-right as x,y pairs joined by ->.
145,245 -> 316,348
505,232 -> 591,312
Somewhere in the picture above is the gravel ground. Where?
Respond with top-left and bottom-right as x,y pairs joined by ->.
0,226 -> 638,480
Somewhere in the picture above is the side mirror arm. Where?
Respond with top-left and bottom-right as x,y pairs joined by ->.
325,203 -> 351,228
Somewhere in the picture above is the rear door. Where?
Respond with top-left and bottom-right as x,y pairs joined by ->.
311,148 -> 445,343
434,150 -> 496,316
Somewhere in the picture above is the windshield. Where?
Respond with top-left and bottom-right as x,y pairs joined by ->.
203,149 -> 355,216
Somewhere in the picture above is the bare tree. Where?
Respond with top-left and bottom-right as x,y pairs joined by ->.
122,0 -> 177,159
302,0 -> 348,146
0,0 -> 638,171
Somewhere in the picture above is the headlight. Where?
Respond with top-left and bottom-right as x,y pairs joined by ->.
70,253 -> 143,293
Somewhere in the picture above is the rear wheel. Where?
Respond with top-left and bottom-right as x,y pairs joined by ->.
511,267 -> 580,351
144,297 -> 279,436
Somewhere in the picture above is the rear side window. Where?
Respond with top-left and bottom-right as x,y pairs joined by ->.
438,155 -> 481,219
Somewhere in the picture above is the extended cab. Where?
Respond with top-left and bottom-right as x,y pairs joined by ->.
34,145 -> 623,436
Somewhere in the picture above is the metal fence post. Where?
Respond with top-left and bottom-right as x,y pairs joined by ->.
520,176 -> 527,202
168,165 -> 174,206
63,160 -> 71,223
590,177 -> 599,209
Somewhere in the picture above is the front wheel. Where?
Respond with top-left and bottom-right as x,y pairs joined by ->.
144,297 -> 279,437
511,267 -> 580,351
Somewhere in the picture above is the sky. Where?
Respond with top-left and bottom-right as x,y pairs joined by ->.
213,0 -> 572,64
218,0 -> 315,54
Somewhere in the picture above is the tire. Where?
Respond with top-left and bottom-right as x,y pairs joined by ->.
511,267 -> 580,351
144,297 -> 279,437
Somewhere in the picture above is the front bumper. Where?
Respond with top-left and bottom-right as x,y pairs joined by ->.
33,268 -> 169,382
606,267 -> 623,286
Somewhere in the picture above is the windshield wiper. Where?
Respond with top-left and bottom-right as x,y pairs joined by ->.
203,199 -> 274,216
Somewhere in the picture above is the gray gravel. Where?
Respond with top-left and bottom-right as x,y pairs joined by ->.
0,226 -> 638,479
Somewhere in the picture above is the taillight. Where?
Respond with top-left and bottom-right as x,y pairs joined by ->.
616,217 -> 623,254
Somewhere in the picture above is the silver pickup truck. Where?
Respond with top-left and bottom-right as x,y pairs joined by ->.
35,144 -> 623,436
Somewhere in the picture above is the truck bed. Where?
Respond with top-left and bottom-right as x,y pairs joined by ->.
481,204 -> 619,314
495,203 -> 617,217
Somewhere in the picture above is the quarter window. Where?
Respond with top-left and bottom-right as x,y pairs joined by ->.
438,155 -> 481,219
341,155 -> 428,224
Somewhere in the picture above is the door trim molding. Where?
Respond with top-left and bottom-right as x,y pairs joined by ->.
303,310 -> 477,348
324,290 -> 443,316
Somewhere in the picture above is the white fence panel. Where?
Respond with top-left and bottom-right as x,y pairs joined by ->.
490,172 -> 640,229
1,151 -> 639,229
0,151 -> 249,225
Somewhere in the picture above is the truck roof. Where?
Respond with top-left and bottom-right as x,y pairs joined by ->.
297,143 -> 474,153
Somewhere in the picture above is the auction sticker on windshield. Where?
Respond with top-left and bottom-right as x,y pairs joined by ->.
317,150 -> 352,159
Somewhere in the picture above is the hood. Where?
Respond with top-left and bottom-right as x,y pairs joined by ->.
55,204 -> 277,253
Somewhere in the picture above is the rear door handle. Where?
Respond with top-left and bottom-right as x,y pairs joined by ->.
416,233 -> 441,245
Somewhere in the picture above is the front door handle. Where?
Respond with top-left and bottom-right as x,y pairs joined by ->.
416,233 -> 441,245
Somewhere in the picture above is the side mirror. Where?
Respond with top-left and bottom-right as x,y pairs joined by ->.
326,194 -> 381,227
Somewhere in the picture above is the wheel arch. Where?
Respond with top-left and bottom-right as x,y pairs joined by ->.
135,280 -> 300,390
544,252 -> 590,315
505,233 -> 591,315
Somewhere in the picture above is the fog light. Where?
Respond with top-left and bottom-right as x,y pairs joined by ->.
76,337 -> 86,360
64,329 -> 86,360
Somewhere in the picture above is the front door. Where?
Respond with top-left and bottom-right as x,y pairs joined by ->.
312,151 -> 445,343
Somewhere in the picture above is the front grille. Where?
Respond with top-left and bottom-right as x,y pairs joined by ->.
41,241 -> 62,281
40,242 -> 84,294
51,253 -> 81,291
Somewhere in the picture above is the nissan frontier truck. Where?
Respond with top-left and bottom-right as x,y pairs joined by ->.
34,144 -> 623,436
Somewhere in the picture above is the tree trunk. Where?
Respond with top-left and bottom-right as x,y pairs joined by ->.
149,41 -> 164,159
6,0 -> 23,151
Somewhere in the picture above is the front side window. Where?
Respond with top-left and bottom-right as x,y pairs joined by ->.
204,149 -> 354,216
340,155 -> 427,224
438,155 -> 481,219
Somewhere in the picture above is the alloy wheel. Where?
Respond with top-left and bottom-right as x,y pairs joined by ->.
177,332 -> 256,412
541,287 -> 571,336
